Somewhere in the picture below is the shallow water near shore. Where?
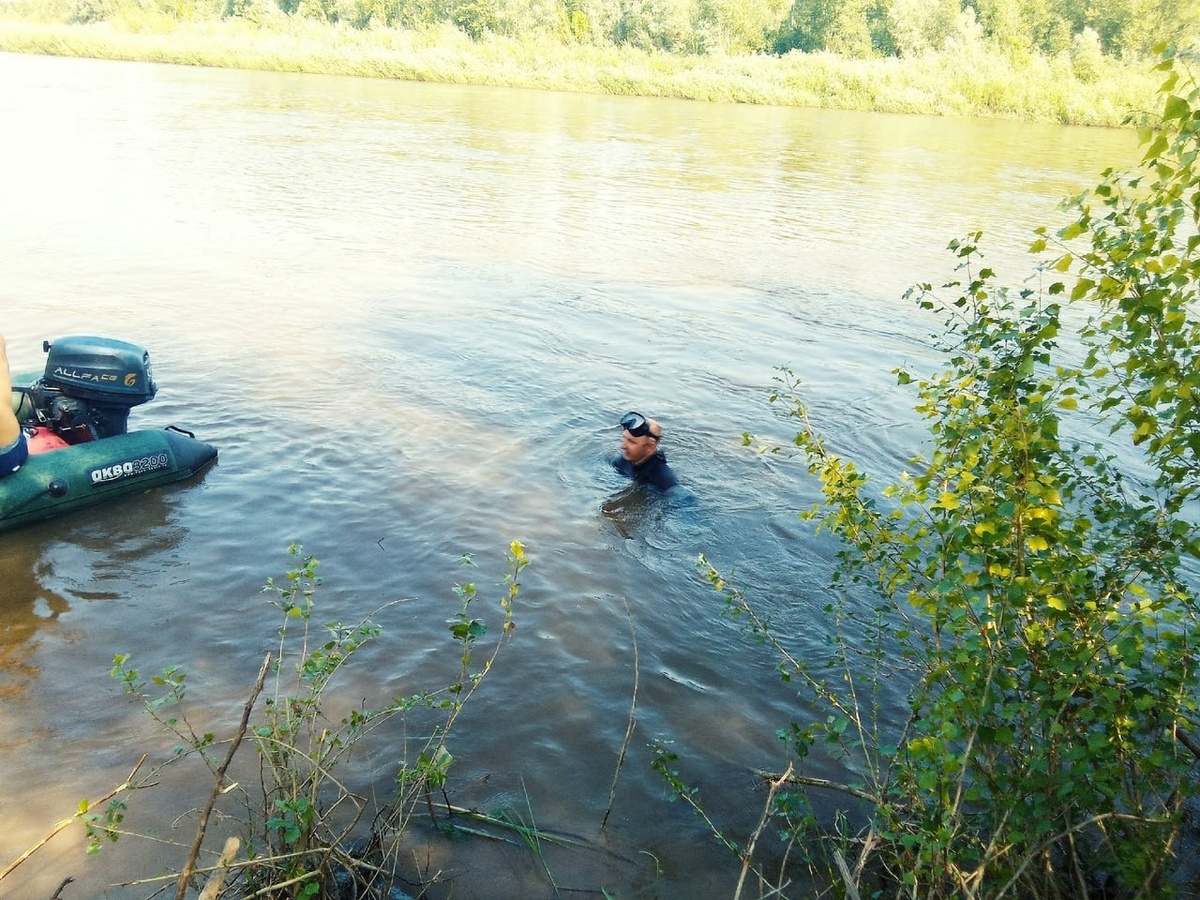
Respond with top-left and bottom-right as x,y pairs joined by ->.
0,50 -> 1140,898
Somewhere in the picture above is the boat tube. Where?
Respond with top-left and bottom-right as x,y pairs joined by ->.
1,336 -> 218,534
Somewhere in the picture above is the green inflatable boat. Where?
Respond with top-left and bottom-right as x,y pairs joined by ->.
2,336 -> 218,534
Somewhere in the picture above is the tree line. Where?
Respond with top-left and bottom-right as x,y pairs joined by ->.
71,0 -> 1198,62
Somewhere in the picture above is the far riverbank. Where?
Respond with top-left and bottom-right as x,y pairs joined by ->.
0,18 -> 1163,126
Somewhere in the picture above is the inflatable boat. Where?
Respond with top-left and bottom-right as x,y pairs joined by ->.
1,336 -> 218,534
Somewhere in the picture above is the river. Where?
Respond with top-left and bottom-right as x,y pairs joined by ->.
0,50 -> 1139,899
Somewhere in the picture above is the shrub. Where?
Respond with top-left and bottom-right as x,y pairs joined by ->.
67,541 -> 525,898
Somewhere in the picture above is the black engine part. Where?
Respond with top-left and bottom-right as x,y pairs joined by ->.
26,336 -> 159,441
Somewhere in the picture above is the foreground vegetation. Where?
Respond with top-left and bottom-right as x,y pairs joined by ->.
0,0 -> 1193,123
3,543 -> 534,898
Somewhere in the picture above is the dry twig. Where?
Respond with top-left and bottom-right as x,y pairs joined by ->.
735,763 -> 794,900
197,837 -> 241,900
175,653 -> 271,900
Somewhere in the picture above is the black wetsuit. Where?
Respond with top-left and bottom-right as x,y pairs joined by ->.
613,450 -> 679,492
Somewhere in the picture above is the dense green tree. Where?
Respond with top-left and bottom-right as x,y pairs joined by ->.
694,0 -> 788,53
381,0 -> 449,28
773,0 -> 891,55
885,0 -> 958,55
1054,0 -> 1198,54
824,0 -> 877,55
772,0 -> 842,53
556,0 -> 593,40
969,0 -> 1029,55
611,0 -> 695,50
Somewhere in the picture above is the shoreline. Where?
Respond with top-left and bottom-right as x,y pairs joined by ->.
0,19 -> 1160,126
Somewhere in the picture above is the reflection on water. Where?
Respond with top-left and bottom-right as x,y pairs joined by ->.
0,545 -> 71,703
601,485 -> 666,540
0,51 -> 1140,898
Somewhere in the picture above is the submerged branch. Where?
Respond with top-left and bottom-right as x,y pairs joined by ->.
602,596 -> 640,833
755,769 -> 882,807
0,755 -> 148,882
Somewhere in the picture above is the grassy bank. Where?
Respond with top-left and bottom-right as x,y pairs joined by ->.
0,16 -> 1162,125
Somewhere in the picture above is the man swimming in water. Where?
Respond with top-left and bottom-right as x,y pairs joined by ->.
0,334 -> 29,478
613,411 -> 679,492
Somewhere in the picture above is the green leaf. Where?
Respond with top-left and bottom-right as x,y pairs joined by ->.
1144,132 -> 1169,160
933,491 -> 960,511
1162,94 -> 1189,120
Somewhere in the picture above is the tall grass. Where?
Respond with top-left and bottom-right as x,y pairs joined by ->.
0,9 -> 1163,125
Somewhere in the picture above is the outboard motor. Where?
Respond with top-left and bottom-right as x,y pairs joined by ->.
24,336 -> 157,442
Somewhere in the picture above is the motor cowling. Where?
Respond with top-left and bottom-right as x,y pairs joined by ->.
31,336 -> 158,441
42,336 -> 157,404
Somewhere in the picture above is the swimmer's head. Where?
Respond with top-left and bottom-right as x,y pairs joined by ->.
619,411 -> 661,465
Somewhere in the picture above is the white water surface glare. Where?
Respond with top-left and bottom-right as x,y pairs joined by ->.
0,51 -> 1139,898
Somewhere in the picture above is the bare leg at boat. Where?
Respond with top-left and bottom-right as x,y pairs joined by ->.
0,334 -> 29,476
